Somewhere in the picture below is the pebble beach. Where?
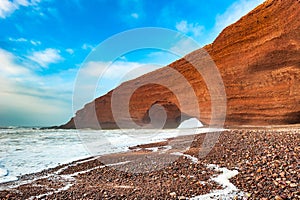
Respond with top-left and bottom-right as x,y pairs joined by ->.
0,128 -> 299,199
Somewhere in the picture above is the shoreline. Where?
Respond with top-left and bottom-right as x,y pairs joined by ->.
0,128 -> 299,199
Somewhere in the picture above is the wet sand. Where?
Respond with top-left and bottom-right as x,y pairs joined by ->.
0,129 -> 299,199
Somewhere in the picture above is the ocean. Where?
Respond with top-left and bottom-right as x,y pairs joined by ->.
0,123 -> 210,184
0,128 -> 89,184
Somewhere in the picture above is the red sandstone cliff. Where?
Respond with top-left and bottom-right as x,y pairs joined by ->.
61,0 -> 300,129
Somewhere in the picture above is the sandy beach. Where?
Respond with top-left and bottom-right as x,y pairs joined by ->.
0,128 -> 299,199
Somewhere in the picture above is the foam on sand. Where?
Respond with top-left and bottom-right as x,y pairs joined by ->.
192,164 -> 241,200
171,152 -> 242,199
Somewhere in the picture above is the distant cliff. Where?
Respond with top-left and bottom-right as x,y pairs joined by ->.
60,0 -> 300,129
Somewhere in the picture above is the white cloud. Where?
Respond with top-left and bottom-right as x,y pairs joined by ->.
0,0 -> 17,18
28,48 -> 63,68
119,0 -> 144,24
82,61 -> 160,81
131,13 -> 139,19
81,43 -> 95,51
196,0 -> 265,45
8,37 -> 41,46
0,48 -> 30,76
82,61 -> 142,79
14,0 -> 30,6
9,37 -> 27,42
0,48 -> 75,126
0,76 -> 73,126
30,40 -> 41,46
215,0 -> 265,34
175,20 -> 204,37
66,48 -> 74,54
0,0 -> 41,19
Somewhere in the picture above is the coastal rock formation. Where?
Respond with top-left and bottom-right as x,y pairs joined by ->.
60,0 -> 300,129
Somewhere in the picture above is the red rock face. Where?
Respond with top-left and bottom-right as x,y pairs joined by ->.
60,0 -> 300,129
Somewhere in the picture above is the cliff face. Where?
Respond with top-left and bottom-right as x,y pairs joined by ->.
61,0 -> 300,129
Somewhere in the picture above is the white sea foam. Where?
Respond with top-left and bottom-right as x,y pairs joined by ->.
0,167 -> 17,184
0,128 -> 89,184
0,168 -> 8,177
0,127 -> 240,199
27,160 -> 131,200
192,164 -> 241,200
0,127 -> 223,185
171,152 -> 199,163
170,152 -> 241,199
0,176 -> 18,184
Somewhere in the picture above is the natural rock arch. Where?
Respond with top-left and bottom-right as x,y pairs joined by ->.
141,101 -> 192,129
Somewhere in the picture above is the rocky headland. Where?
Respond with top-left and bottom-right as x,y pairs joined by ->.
60,0 -> 300,129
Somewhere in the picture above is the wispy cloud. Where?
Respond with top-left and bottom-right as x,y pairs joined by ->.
131,13 -> 139,19
28,48 -> 63,68
196,0 -> 265,45
0,0 -> 17,19
9,37 -> 41,46
0,48 -> 30,76
30,40 -> 41,46
66,48 -> 74,55
175,20 -> 204,38
8,37 -> 27,42
0,0 -> 41,19
0,77 -> 73,126
119,0 -> 144,24
0,48 -> 75,126
215,0 -> 265,35
81,43 -> 95,51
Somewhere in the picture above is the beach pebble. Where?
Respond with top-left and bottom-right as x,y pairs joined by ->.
275,195 -> 283,200
169,192 -> 176,197
289,183 -> 297,187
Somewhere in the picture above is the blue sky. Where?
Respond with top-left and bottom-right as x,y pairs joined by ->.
0,0 -> 265,127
